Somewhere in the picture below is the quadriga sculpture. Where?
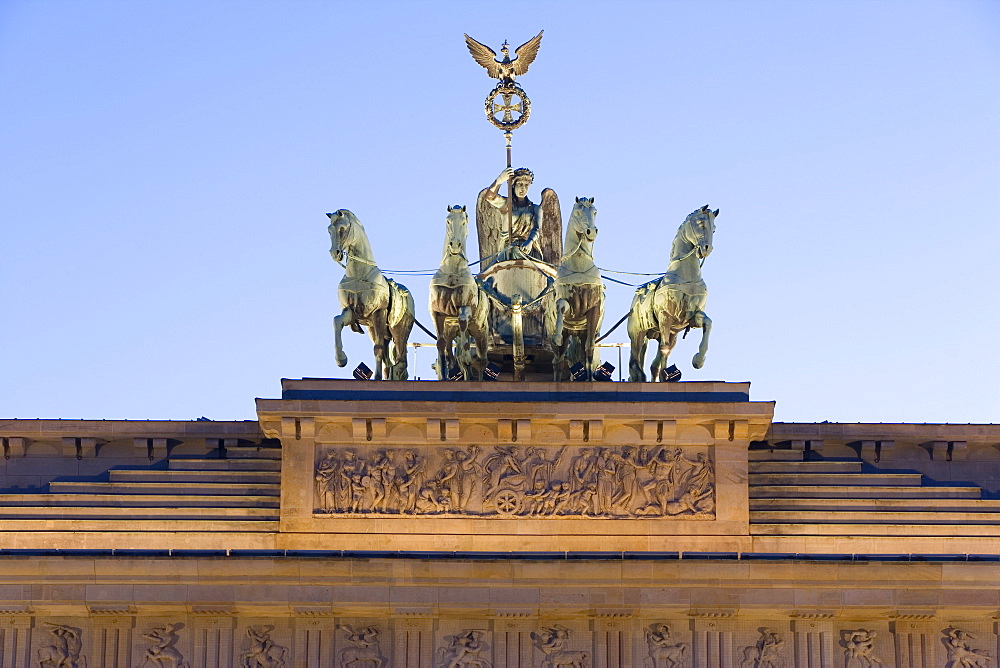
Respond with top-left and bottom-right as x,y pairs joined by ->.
327,210 -> 415,380
429,205 -> 491,380
627,205 -> 717,382
545,197 -> 604,381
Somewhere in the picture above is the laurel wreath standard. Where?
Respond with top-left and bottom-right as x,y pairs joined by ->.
485,84 -> 531,131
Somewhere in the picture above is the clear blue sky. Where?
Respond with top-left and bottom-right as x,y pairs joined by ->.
1,1 -> 998,423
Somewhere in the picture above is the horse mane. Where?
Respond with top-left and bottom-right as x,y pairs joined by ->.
334,210 -> 376,263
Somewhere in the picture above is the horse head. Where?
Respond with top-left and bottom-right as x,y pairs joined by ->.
442,204 -> 469,260
327,209 -> 372,265
678,205 -> 718,261
565,196 -> 598,254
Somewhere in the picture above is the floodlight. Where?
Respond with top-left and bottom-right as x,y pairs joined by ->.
448,366 -> 464,381
593,362 -> 615,382
353,362 -> 373,380
661,364 -> 682,382
482,362 -> 501,381
569,363 -> 588,381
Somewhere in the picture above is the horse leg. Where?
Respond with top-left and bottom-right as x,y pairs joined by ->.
553,298 -> 569,346
551,298 -> 571,381
369,309 -> 389,380
457,305 -> 474,380
467,316 -> 488,381
691,312 -> 712,369
434,313 -> 450,380
333,307 -> 353,367
388,323 -> 411,381
585,306 -> 602,380
628,327 -> 648,382
652,323 -> 678,382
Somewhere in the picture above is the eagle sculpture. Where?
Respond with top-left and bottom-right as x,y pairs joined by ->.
464,31 -> 544,85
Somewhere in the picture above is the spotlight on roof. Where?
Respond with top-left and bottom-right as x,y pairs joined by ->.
569,363 -> 589,381
448,366 -> 464,381
593,362 -> 615,382
482,362 -> 501,381
660,364 -> 682,382
353,362 -> 373,380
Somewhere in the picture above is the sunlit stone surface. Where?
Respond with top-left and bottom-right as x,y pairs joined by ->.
1,380 -> 999,665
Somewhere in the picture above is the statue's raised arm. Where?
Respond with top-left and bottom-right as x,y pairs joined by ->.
475,166 -> 561,271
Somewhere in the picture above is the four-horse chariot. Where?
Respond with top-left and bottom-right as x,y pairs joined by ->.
329,178 -> 717,382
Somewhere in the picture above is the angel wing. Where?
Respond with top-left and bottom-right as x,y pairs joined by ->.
538,187 -> 562,266
476,187 -> 506,271
464,35 -> 501,79
512,30 -> 544,76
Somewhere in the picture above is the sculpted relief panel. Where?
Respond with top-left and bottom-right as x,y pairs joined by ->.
313,444 -> 715,518
12,615 -> 1000,667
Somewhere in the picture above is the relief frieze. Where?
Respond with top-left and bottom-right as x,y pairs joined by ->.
314,444 -> 715,518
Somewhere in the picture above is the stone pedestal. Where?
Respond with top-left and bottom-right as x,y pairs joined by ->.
257,379 -> 774,552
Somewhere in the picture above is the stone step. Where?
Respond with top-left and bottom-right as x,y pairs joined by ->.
227,447 -> 281,460
108,469 -> 281,484
748,450 -> 803,462
751,498 -> 1000,512
0,506 -> 278,520
48,481 -> 281,496
0,493 -> 279,508
0,519 -> 279,533
752,510 -> 1000,525
750,473 -> 923,487
751,523 -> 1000,537
749,485 -> 981,499
749,461 -> 862,474
168,458 -> 281,471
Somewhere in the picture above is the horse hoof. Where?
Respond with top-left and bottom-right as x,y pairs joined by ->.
336,354 -> 348,367
692,354 -> 705,369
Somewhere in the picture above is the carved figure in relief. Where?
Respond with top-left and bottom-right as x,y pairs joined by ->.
644,624 -> 689,668
316,452 -> 339,512
337,624 -> 385,668
483,446 -> 529,500
328,210 -> 415,381
627,206 -> 717,381
593,448 -> 620,515
37,623 -> 87,668
944,628 -> 992,668
843,629 -> 882,668
339,449 -> 366,513
430,205 -> 492,380
739,628 -> 785,668
525,446 -> 566,491
369,449 -> 397,513
141,623 -> 189,668
451,445 -> 483,511
567,448 -> 598,514
397,449 -> 426,514
438,630 -> 493,668
611,446 -> 647,512
240,625 -> 287,668
638,447 -> 715,517
641,446 -> 682,514
532,625 -> 589,668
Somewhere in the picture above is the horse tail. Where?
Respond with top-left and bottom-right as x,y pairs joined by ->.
387,279 -> 415,335
386,279 -> 415,379
628,279 -> 660,336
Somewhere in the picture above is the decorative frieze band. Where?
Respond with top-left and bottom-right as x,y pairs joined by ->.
313,444 -> 715,519
3,615 -> 998,667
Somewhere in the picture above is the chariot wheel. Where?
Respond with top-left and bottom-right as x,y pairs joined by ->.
494,489 -> 522,516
